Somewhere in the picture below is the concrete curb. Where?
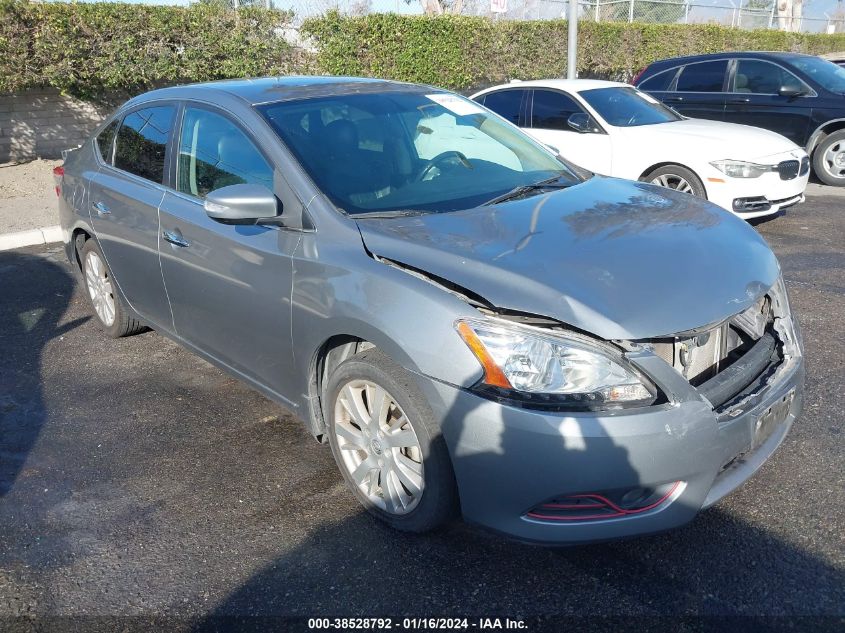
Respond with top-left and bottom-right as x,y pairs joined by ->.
0,225 -> 62,251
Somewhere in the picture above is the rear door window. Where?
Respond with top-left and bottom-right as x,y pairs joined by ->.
530,90 -> 585,130
479,89 -> 526,126
95,119 -> 119,164
176,107 -> 273,198
675,61 -> 729,92
113,105 -> 175,184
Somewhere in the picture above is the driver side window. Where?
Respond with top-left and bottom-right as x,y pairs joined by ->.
734,59 -> 806,95
530,89 -> 586,131
176,107 -> 273,199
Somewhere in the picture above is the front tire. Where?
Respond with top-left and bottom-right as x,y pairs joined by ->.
813,130 -> 845,186
80,239 -> 145,338
641,164 -> 706,198
325,349 -> 458,533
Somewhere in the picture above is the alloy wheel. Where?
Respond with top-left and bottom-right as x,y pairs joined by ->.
85,250 -> 116,327
651,173 -> 695,194
333,379 -> 424,515
822,140 -> 845,180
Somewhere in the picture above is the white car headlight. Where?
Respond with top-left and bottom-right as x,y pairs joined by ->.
456,318 -> 657,410
710,160 -> 771,179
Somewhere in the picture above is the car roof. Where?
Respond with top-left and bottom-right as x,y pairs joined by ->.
124,76 -> 437,109
476,78 -> 628,95
644,51 -> 816,70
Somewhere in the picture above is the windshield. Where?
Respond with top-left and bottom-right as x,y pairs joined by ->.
580,86 -> 681,127
258,92 -> 579,216
787,56 -> 845,94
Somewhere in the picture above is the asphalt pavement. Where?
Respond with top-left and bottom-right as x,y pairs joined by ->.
0,196 -> 843,631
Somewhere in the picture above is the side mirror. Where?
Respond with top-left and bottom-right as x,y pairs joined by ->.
567,112 -> 596,134
204,184 -> 280,225
778,85 -> 806,98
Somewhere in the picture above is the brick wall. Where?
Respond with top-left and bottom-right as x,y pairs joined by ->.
0,89 -> 111,164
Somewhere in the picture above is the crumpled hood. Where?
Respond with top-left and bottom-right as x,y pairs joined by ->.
356,177 -> 780,340
624,118 -> 800,161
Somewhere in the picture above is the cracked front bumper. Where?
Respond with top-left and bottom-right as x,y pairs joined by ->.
416,352 -> 804,545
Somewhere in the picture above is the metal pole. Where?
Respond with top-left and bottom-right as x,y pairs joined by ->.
684,1 -> 689,24
594,0 -> 600,21
567,0 -> 579,79
628,0 -> 634,22
768,1 -> 776,28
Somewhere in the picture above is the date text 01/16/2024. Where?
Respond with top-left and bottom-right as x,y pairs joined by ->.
307,618 -> 528,630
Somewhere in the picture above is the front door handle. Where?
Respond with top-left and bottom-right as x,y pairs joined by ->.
162,230 -> 190,248
664,96 -> 684,103
92,201 -> 111,215
728,97 -> 751,104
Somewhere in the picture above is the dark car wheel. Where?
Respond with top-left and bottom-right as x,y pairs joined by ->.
325,348 -> 459,533
813,130 -> 845,186
80,239 -> 145,338
641,164 -> 706,198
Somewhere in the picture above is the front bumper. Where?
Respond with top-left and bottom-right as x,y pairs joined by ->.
704,155 -> 810,220
417,350 -> 804,545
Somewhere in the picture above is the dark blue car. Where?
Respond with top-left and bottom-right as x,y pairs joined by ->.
634,51 -> 845,186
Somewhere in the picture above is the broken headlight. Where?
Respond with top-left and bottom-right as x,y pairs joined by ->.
456,318 -> 657,410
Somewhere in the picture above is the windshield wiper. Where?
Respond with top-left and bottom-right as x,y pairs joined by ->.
353,209 -> 432,219
482,174 -> 575,206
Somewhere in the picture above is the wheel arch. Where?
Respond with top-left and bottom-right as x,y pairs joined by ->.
306,335 -> 379,443
638,161 -> 708,199
638,161 -> 698,181
806,119 -> 845,156
70,227 -> 92,273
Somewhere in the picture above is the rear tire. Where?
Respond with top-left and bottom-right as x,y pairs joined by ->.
325,349 -> 459,533
812,130 -> 845,186
80,239 -> 145,338
641,164 -> 706,198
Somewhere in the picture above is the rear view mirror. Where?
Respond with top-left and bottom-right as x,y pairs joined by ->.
778,85 -> 806,98
204,184 -> 280,225
567,112 -> 597,134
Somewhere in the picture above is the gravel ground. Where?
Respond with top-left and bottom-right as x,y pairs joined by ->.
0,196 -> 842,632
0,159 -> 62,233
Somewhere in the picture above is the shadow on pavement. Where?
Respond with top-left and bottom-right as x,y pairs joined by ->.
193,376 -> 843,629
193,506 -> 844,626
0,249 -> 84,497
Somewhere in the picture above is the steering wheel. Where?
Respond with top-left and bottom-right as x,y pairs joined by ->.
415,151 -> 471,182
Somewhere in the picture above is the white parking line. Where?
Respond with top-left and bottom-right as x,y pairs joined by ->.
0,225 -> 62,251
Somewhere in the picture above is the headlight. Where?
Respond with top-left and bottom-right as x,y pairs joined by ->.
710,160 -> 771,179
456,318 -> 657,410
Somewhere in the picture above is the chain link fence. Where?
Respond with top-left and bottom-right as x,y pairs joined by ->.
262,0 -> 844,33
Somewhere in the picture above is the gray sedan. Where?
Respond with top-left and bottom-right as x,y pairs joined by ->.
57,77 -> 804,544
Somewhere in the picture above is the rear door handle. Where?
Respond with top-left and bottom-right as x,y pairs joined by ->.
162,230 -> 190,248
664,96 -> 684,103
728,97 -> 751,104
92,201 -> 110,215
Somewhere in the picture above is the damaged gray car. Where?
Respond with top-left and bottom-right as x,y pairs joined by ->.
57,77 -> 804,544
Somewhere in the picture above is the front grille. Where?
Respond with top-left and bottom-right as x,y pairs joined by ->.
777,160 -> 800,180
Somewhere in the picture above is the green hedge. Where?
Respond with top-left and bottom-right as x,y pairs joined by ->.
0,0 -> 302,100
3,1 -> 845,100
302,11 -> 845,90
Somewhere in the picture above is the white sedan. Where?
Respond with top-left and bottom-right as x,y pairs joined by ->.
471,79 -> 810,220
